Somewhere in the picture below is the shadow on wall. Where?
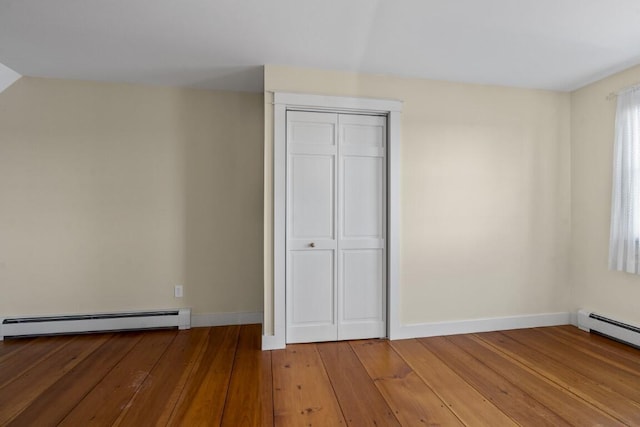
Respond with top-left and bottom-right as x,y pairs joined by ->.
120,65 -> 265,93
0,77 -> 264,317
176,88 -> 264,315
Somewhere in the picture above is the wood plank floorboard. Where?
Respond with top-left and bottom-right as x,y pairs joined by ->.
551,326 -> 640,372
272,343 -> 346,426
503,328 -> 640,404
0,336 -> 71,388
420,335 -> 570,426
538,326 -> 640,378
478,331 -> 640,425
113,327 -> 210,427
351,339 -> 464,426
449,334 -> 619,426
0,333 -> 112,425
390,338 -> 516,426
2,324 -> 640,426
7,332 -> 142,427
317,341 -> 400,426
221,324 -> 273,427
557,324 -> 640,360
0,337 -> 32,359
167,325 -> 240,426
59,330 -> 177,426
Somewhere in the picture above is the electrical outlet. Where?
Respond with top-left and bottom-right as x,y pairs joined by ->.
174,285 -> 183,298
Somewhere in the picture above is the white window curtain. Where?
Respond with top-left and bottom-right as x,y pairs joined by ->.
609,88 -> 640,273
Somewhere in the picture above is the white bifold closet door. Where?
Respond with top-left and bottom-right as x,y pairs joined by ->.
286,111 -> 386,343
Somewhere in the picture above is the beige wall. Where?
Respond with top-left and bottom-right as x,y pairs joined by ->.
571,64 -> 640,326
0,67 -> 587,332
264,65 -> 572,334
0,77 -> 263,317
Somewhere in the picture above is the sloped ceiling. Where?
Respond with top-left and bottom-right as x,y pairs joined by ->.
1,0 -> 640,92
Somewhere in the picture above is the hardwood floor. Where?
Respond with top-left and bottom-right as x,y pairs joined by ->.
1,325 -> 639,426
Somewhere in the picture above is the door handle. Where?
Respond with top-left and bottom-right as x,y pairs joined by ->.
309,242 -> 316,248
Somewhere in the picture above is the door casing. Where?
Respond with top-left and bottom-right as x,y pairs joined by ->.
263,92 -> 403,350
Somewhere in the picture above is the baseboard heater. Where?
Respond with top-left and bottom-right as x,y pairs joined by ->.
577,309 -> 640,349
0,308 -> 191,340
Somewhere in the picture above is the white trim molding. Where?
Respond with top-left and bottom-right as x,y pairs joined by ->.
191,311 -> 263,328
264,92 -> 403,350
272,92 -> 403,113
392,312 -> 572,340
570,311 -> 579,326
0,62 -> 21,94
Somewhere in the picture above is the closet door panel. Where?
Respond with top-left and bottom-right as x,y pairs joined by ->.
286,111 -> 338,343
289,155 -> 334,239
342,156 -> 384,239
338,114 -> 387,341
341,249 -> 384,321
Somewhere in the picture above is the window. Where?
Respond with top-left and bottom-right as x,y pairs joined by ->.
609,87 -> 640,273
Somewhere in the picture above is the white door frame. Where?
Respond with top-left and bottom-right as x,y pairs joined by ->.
264,92 -> 402,350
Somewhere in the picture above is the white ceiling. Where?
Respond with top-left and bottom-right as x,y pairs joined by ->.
2,0 -> 640,92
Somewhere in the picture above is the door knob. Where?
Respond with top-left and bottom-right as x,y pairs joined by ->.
309,242 -> 316,248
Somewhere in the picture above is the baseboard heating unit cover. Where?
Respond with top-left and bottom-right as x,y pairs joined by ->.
0,308 -> 191,340
577,309 -> 640,348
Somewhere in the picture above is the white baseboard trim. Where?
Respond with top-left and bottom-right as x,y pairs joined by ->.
191,311 -> 263,328
262,333 -> 286,351
570,310 -> 579,326
390,312 -> 571,340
